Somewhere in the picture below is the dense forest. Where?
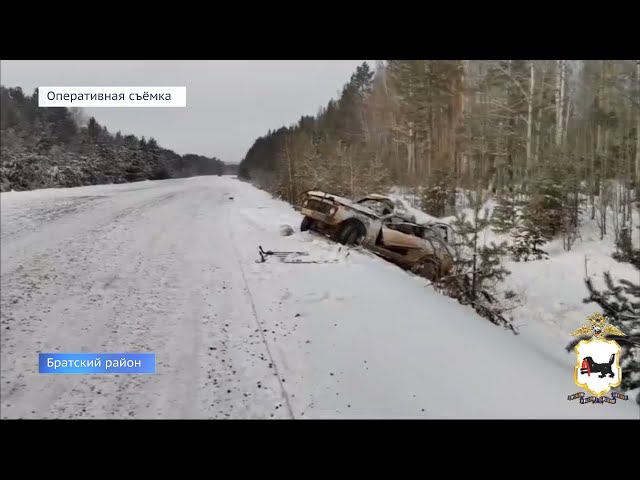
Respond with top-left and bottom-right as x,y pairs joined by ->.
240,60 -> 639,220
239,59 -> 639,298
240,60 -> 640,399
1,86 -> 227,191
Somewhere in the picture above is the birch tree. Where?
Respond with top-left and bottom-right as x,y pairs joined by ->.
555,60 -> 566,147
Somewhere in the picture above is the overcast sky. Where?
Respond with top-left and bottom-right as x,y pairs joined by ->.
1,60 -> 375,164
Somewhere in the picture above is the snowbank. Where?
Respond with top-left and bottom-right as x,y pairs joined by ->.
390,187 -> 639,345
226,180 -> 638,417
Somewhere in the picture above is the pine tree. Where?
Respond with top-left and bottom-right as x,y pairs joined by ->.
87,117 -> 100,141
525,162 -> 565,240
580,272 -> 640,405
420,169 -> 455,217
146,137 -> 169,180
436,191 -> 516,333
491,187 -> 522,235
509,216 -> 549,262
509,158 -> 582,259
612,225 -> 640,269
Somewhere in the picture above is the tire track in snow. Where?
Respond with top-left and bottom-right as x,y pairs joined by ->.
225,204 -> 295,419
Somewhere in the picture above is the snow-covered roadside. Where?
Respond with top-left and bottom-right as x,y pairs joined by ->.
221,180 -> 638,417
1,176 -> 637,418
386,187 -> 640,405
390,192 -> 639,339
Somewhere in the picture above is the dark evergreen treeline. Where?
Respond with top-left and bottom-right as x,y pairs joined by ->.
1,86 -> 226,191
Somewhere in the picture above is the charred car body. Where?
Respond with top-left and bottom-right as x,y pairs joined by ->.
298,190 -> 454,280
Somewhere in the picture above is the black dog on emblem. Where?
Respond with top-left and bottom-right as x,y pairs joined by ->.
580,353 -> 616,378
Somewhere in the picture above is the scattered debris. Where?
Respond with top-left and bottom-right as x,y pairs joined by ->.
256,246 -> 339,264
279,224 -> 294,236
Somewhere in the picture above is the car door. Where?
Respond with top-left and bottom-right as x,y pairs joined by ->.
381,217 -> 423,250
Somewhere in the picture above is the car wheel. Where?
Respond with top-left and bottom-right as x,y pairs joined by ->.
338,221 -> 366,246
300,216 -> 315,232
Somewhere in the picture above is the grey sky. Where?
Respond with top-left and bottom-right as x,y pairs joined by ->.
1,60 -> 374,164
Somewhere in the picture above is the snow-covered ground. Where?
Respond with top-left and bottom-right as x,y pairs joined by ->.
1,176 -> 638,418
397,191 -> 639,340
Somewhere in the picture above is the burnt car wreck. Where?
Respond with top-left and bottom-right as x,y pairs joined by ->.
298,190 -> 455,281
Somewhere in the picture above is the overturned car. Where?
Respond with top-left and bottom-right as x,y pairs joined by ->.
298,190 -> 455,281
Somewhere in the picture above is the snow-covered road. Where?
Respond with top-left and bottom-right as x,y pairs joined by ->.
1,177 -> 638,419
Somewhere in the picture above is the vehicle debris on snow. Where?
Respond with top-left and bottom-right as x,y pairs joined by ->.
297,190 -> 455,281
255,246 -> 340,264
279,224 -> 294,236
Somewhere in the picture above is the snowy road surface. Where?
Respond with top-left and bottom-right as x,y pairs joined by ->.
1,177 -> 638,419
